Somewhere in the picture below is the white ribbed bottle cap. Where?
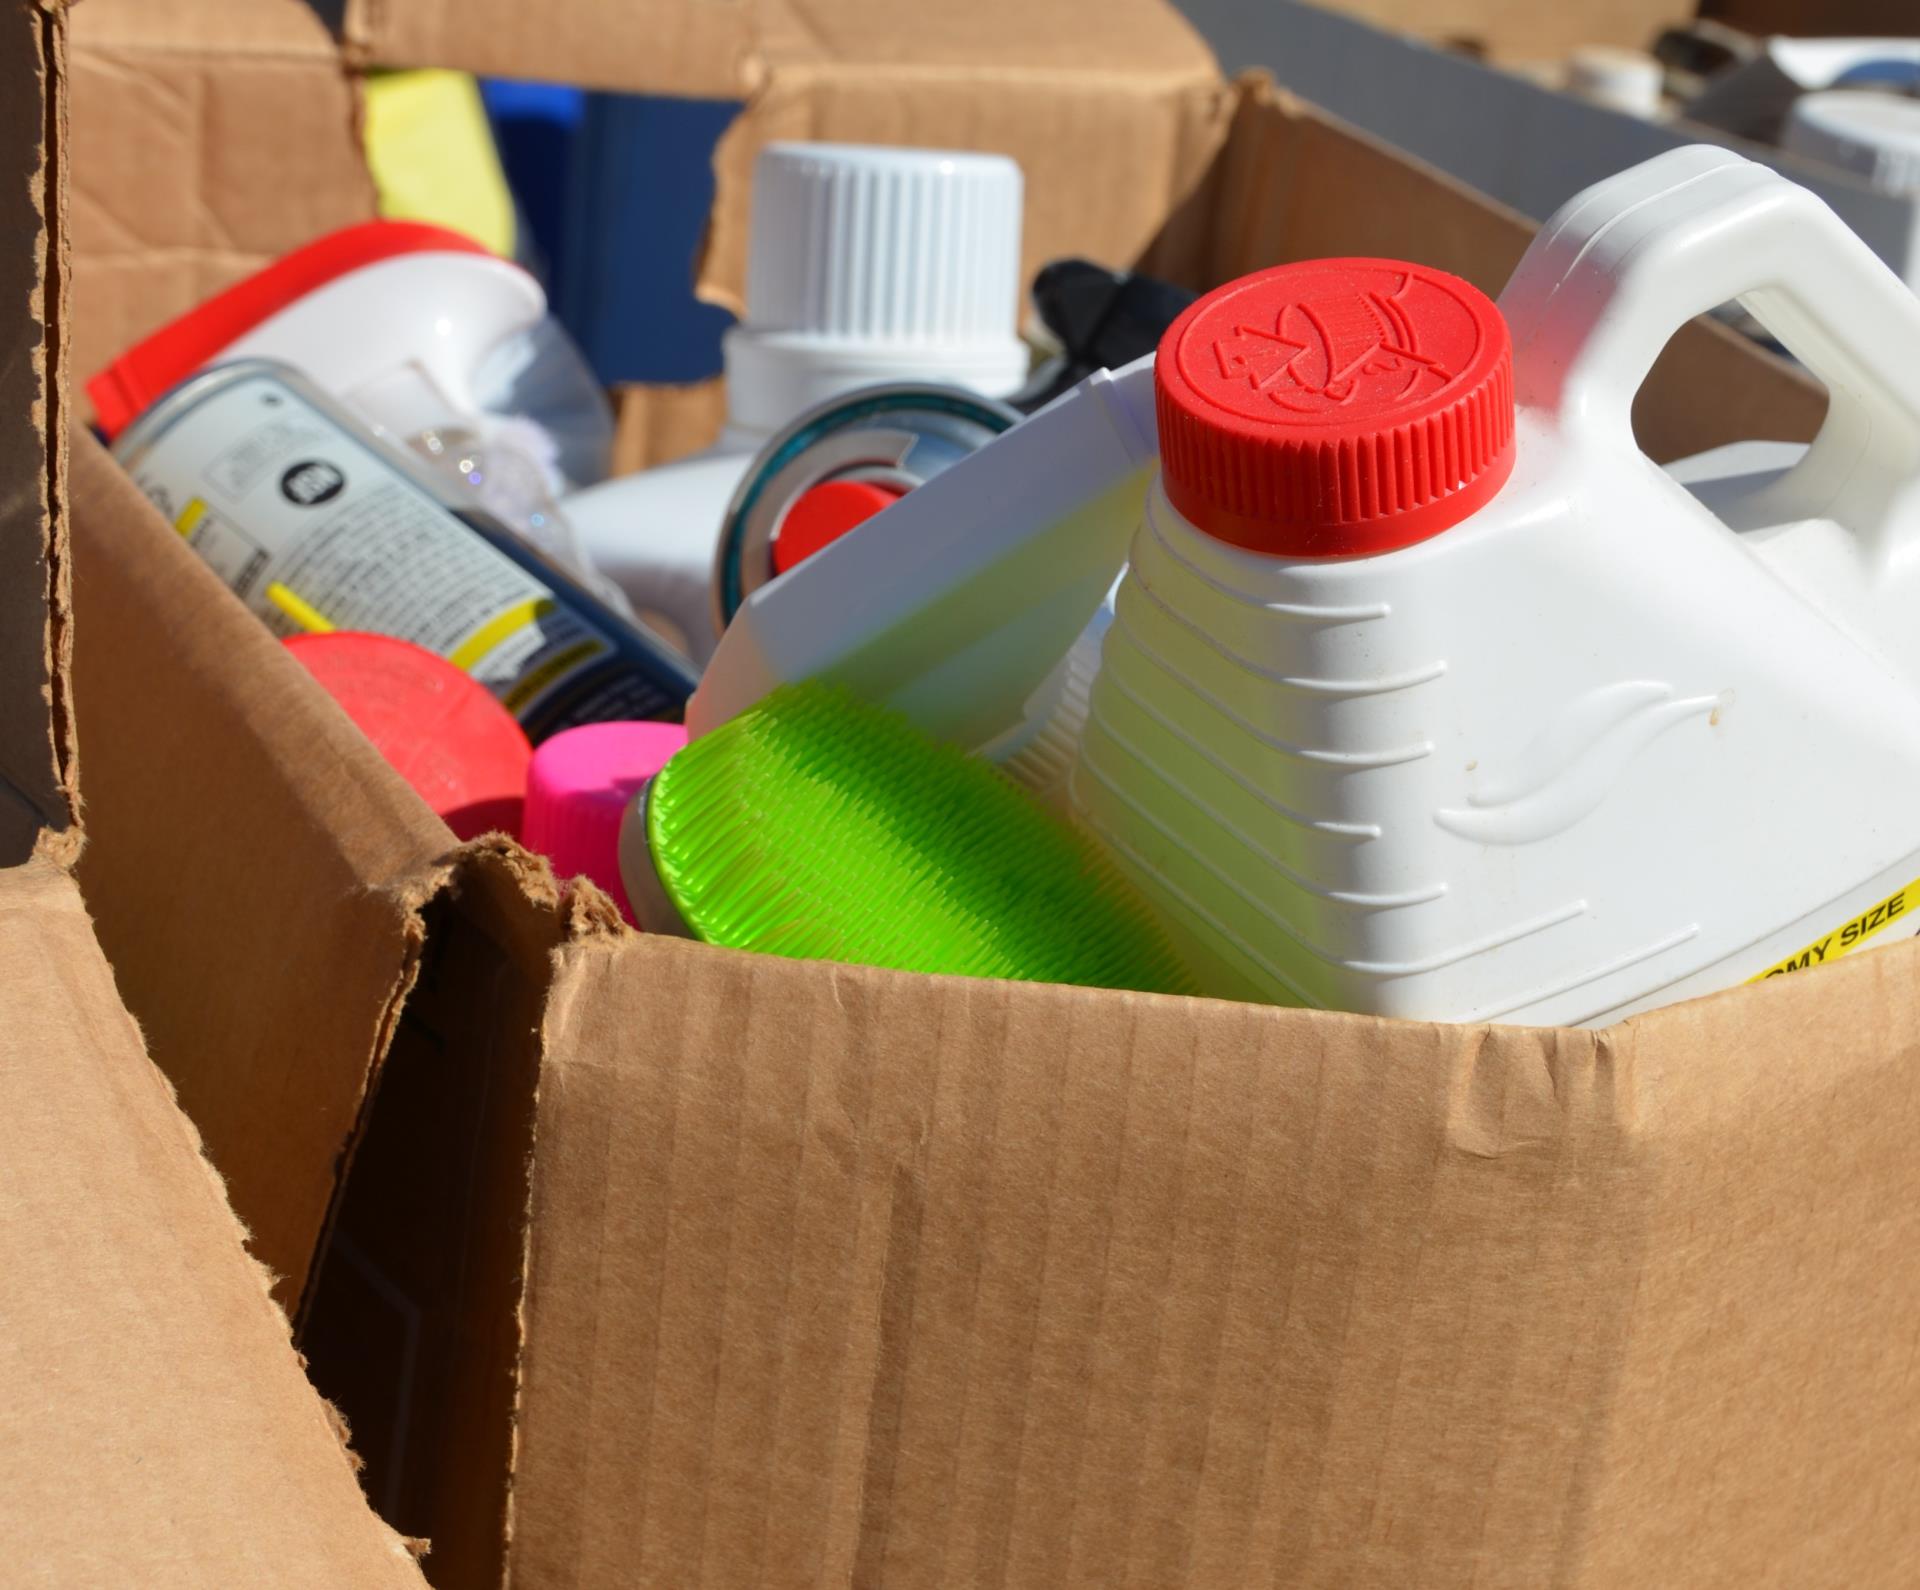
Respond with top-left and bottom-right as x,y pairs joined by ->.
1784,91 -> 1920,195
724,142 -> 1028,431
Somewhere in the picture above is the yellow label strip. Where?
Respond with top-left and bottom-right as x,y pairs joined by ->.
173,498 -> 208,537
503,637 -> 608,713
1748,876 -> 1920,982
450,597 -> 556,671
265,581 -> 336,635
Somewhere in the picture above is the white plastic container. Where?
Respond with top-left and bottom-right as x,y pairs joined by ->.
697,145 -> 1920,1025
1073,145 -> 1920,1024
561,141 -> 1030,662
86,220 -> 617,592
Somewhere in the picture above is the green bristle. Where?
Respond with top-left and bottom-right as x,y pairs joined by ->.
646,681 -> 1195,994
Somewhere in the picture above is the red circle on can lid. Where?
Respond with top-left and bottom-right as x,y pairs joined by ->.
1154,258 -> 1515,557
284,632 -> 533,841
773,479 -> 906,574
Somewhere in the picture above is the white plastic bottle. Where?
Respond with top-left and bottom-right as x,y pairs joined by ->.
86,221 -> 618,599
1072,145 -> 1920,1025
561,141 -> 1030,662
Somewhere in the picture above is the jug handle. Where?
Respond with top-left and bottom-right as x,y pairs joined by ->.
1500,144 -> 1920,561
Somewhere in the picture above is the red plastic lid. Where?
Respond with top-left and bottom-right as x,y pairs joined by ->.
284,632 -> 532,841
1154,258 -> 1515,557
772,479 -> 906,574
87,220 -> 496,439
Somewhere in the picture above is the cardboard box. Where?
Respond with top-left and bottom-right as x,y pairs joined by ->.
0,7 -> 428,1582
59,3 -> 1918,1588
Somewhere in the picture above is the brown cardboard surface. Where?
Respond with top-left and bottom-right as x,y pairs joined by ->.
67,430 -> 456,1311
505,928 -> 1920,1587
1698,0 -> 1918,35
341,0 -> 750,99
609,375 -> 729,477
0,855 -> 430,1588
0,0 -> 71,867
343,0 -> 1218,95
1581,961 -> 1920,1584
697,60 -> 1233,326
68,0 -> 375,393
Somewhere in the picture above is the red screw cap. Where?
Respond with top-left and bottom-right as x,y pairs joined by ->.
1154,258 -> 1515,557
773,479 -> 905,574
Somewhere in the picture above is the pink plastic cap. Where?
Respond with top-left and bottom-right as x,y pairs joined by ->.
522,721 -> 689,925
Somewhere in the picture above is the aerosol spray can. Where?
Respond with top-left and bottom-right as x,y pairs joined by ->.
112,359 -> 697,740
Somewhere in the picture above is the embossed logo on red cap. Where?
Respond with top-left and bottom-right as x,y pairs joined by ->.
1155,258 -> 1515,556
1181,265 -> 1485,423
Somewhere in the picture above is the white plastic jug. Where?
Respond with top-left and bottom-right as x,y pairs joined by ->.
87,221 -> 616,592
560,141 -> 1030,662
1073,144 -> 1920,1024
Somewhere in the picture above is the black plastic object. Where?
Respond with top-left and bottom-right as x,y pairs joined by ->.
1010,258 -> 1198,413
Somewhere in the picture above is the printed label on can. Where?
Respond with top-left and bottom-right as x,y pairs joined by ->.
123,369 -> 614,725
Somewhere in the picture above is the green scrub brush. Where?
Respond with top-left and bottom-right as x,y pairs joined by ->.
618,681 -> 1194,994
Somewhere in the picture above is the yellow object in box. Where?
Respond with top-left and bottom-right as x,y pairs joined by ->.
362,69 -> 516,259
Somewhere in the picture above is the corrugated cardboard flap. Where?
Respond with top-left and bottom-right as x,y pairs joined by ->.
58,0 -> 342,56
0,853 -> 429,1587
67,0 -> 375,388
343,0 -> 1218,97
505,931 -> 1920,1586
66,430 -> 614,1583
1,0 -> 72,867
68,429 -> 460,1313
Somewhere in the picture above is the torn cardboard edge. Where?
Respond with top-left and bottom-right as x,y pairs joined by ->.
1,0 -> 72,867
301,831 -> 628,1585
